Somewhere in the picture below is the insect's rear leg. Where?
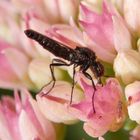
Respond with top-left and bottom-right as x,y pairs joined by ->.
41,58 -> 72,96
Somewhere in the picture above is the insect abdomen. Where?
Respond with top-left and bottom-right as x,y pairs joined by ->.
24,29 -> 74,60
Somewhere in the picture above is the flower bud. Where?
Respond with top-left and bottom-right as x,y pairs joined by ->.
114,49 -> 140,84
125,81 -> 140,124
124,0 -> 140,36
28,58 -> 62,90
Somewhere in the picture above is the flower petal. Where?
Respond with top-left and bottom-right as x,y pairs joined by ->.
114,49 -> 140,84
0,105 -> 13,140
0,40 -> 24,88
3,48 -> 29,79
37,81 -> 83,124
112,16 -> 132,51
124,0 -> 140,35
19,110 -> 40,140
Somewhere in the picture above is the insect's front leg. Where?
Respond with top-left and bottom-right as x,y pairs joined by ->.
70,64 -> 78,104
80,64 -> 96,89
41,58 -> 72,96
80,64 -> 96,113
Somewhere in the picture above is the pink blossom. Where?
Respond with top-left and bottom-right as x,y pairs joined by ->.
0,1 -> 59,90
79,1 -> 132,63
36,81 -> 84,124
69,78 -> 126,137
44,1 -> 131,63
0,0 -> 81,91
0,1 -> 40,90
0,90 -> 56,140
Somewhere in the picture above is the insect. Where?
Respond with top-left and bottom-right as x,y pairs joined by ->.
24,29 -> 104,113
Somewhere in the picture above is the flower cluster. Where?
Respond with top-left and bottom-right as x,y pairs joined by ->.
0,0 -> 140,140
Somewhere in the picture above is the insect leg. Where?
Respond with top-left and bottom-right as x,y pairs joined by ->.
70,64 -> 77,105
81,66 -> 96,113
41,58 -> 72,96
97,77 -> 102,85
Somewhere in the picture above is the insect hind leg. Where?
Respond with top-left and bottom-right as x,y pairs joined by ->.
41,58 -> 72,96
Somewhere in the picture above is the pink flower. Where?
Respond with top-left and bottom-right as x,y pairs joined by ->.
79,1 -> 132,63
0,1 -> 63,90
36,81 -> 84,124
0,90 -> 56,140
44,1 -> 132,64
0,0 -> 82,91
0,1 -> 38,90
125,81 -> 140,123
69,78 -> 126,137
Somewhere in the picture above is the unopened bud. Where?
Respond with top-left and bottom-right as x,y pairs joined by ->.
28,58 -> 62,89
114,49 -> 140,84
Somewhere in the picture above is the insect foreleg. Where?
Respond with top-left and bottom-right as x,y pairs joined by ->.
70,64 -> 78,105
82,66 -> 96,113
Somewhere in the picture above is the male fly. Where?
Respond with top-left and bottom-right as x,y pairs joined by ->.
24,29 -> 104,113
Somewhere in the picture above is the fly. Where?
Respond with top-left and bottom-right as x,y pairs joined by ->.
24,29 -> 104,113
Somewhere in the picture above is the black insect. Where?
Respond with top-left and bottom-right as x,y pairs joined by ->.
24,29 -> 104,113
